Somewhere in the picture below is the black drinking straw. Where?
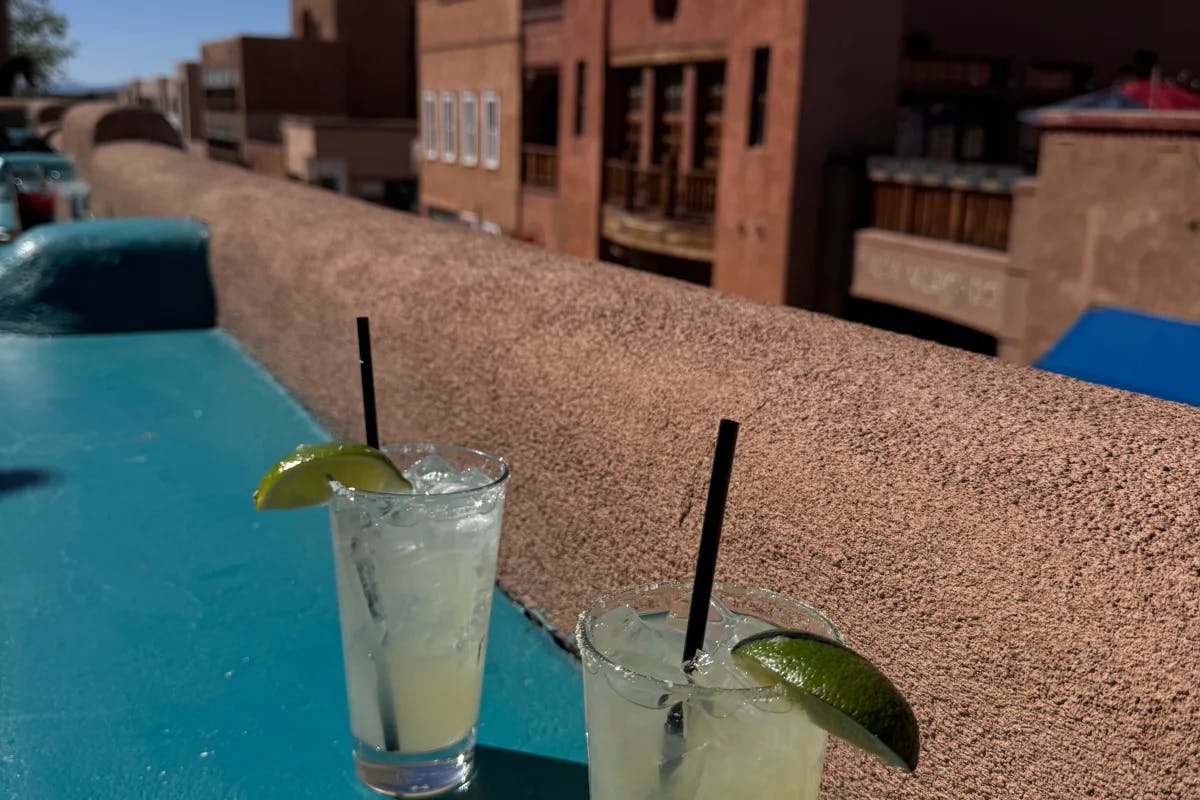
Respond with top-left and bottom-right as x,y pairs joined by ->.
662,418 -> 740,774
355,316 -> 399,752
357,317 -> 380,448
681,418 -> 740,665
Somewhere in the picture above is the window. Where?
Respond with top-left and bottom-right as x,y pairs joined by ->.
460,91 -> 478,166
573,61 -> 586,136
748,47 -> 770,147
422,90 -> 438,160
203,68 -> 238,90
482,90 -> 500,169
441,91 -> 457,163
652,0 -> 679,20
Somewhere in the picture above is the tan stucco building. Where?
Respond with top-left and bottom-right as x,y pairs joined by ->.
197,0 -> 418,206
417,0 -> 1198,341
850,111 -> 1200,362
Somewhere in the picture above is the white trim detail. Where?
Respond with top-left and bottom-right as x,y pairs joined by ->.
421,90 -> 438,160
460,90 -> 478,167
482,90 -> 500,170
441,91 -> 457,163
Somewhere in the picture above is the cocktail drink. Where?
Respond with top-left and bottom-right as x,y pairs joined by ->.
326,444 -> 508,796
577,581 -> 841,800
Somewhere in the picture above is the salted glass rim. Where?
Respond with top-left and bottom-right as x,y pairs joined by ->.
575,579 -> 842,699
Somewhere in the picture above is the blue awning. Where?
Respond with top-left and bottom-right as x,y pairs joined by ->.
1035,307 -> 1200,407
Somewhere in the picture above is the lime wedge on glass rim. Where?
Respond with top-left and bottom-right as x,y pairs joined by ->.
731,630 -> 920,772
252,442 -> 411,510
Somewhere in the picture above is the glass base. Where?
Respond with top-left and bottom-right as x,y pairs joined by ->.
354,733 -> 476,798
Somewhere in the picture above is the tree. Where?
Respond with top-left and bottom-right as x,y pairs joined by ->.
9,0 -> 77,89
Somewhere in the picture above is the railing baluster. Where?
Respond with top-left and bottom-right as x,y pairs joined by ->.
521,145 -> 559,191
602,161 -> 716,223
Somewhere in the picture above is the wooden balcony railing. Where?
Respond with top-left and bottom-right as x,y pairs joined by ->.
603,160 -> 716,222
867,157 -> 1022,251
679,171 -> 717,218
521,145 -> 558,190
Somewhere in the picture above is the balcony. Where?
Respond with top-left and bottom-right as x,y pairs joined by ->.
867,157 -> 1022,251
849,157 -> 1031,346
521,145 -> 558,191
603,161 -> 716,221
601,160 -> 716,262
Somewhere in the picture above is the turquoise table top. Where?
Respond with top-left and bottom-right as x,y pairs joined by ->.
0,330 -> 587,799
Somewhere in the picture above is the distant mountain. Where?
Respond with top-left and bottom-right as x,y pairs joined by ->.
45,81 -> 122,97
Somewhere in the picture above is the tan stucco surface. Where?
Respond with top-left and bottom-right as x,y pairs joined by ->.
1019,126 -> 1200,361
63,110 -> 1200,800
59,102 -> 182,174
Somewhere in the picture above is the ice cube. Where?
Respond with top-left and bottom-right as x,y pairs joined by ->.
403,456 -> 494,494
729,614 -> 777,646
591,605 -> 683,683
666,593 -> 742,646
456,467 -> 494,489
402,454 -> 457,492
708,595 -> 737,625
688,648 -> 755,692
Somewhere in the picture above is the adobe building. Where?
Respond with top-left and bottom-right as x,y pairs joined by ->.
177,62 -> 205,151
200,0 -> 418,206
850,110 -> 1200,362
418,0 -> 903,288
848,2 -> 1199,361
417,0 -> 1199,359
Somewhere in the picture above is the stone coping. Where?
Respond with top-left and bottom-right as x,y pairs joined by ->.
59,102 -> 181,174
1033,108 -> 1200,133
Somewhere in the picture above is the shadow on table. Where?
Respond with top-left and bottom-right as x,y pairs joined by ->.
0,468 -> 57,497
460,745 -> 588,799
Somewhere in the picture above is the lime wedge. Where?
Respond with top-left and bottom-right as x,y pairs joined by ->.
731,630 -> 920,771
252,442 -> 411,510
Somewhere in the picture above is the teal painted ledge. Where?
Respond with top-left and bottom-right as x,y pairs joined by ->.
0,218 -> 215,334
0,329 -> 586,799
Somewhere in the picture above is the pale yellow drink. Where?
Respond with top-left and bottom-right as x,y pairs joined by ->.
329,444 -> 507,797
577,582 -> 839,800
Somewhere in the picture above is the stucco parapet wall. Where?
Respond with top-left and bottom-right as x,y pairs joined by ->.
1033,108 -> 1200,134
25,98 -> 69,127
65,132 -> 1200,800
58,102 -> 181,174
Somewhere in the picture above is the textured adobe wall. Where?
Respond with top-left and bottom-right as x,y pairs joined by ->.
65,128 -> 1200,800
1020,125 -> 1200,361
58,103 -> 182,175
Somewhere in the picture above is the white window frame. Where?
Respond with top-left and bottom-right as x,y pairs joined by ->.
482,90 -> 500,170
421,90 -> 438,160
460,91 -> 478,167
441,91 -> 457,163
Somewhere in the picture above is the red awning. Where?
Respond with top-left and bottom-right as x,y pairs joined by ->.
1119,79 -> 1200,110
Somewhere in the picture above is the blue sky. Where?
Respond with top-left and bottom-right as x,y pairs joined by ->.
55,0 -> 290,86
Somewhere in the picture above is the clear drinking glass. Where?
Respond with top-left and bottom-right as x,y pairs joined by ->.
576,581 -> 841,800
329,444 -> 509,797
